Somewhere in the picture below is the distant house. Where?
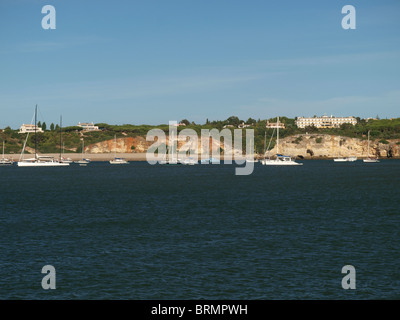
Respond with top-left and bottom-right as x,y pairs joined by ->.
266,120 -> 285,129
238,122 -> 253,128
223,124 -> 235,128
77,122 -> 99,131
170,122 -> 187,127
18,124 -> 44,134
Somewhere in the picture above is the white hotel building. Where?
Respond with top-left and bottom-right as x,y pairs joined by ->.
18,124 -> 44,134
295,115 -> 357,129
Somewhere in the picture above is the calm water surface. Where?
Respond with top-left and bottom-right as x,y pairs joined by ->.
1,160 -> 399,299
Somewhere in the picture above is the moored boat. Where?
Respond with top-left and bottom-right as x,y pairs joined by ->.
17,106 -> 70,167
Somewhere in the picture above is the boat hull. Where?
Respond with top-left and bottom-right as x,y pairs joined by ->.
109,160 -> 128,164
334,157 -> 357,162
363,159 -> 379,163
261,159 -> 302,166
17,161 -> 70,167
0,161 -> 13,166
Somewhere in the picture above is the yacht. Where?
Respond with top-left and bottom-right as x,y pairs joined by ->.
200,157 -> 219,164
18,155 -> 69,167
333,136 -> 357,162
17,106 -> 70,167
261,154 -> 303,165
261,117 -> 302,166
109,135 -> 128,164
110,157 -> 128,164
333,157 -> 348,162
363,130 -> 379,163
74,140 -> 91,165
181,157 -> 198,165
0,141 -> 13,165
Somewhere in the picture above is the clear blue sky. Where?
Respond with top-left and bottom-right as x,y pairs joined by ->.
1,0 -> 399,128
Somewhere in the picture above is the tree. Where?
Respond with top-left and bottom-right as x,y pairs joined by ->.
4,126 -> 13,135
180,119 -> 190,126
225,116 -> 240,127
246,117 -> 256,125
42,122 -> 47,131
304,125 -> 319,133
37,121 -> 42,128
50,123 -> 55,131
340,123 -> 352,130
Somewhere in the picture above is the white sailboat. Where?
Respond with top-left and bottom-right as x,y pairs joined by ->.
60,142 -> 73,164
0,141 -> 14,165
347,146 -> 357,162
333,136 -> 346,162
334,136 -> 351,162
333,136 -> 357,162
246,138 -> 258,163
58,115 -> 73,164
261,117 -> 302,166
17,106 -> 70,167
363,130 -> 379,163
109,135 -> 128,164
75,139 -> 90,165
181,157 -> 198,165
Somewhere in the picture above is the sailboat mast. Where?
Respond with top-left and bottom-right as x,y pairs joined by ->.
367,130 -> 370,157
276,116 -> 279,155
34,105 -> 37,159
60,115 -> 62,161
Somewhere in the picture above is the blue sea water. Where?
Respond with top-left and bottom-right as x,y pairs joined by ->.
0,160 -> 400,299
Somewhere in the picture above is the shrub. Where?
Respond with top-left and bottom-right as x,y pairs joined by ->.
293,136 -> 303,144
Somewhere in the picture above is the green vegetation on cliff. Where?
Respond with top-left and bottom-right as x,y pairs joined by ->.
1,116 -> 400,154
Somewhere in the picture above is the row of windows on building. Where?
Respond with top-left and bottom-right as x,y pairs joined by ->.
295,116 -> 357,128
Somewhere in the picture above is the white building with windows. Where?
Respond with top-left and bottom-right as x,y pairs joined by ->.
77,122 -> 99,131
266,120 -> 285,129
295,115 -> 357,128
18,124 -> 44,134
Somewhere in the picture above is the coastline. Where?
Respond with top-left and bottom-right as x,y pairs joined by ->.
4,153 -> 400,161
5,153 -> 249,161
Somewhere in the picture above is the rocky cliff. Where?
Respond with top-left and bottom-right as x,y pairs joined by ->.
274,134 -> 400,159
85,136 -> 231,155
84,134 -> 400,158
86,136 -> 149,153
